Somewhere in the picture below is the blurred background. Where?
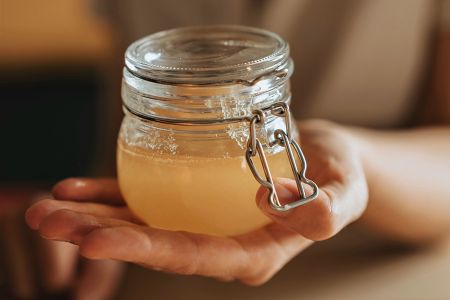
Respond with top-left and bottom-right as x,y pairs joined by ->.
1,0 -> 450,299
0,0 -> 115,184
0,1 -> 118,298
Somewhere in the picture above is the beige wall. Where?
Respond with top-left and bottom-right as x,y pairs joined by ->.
0,0 -> 114,67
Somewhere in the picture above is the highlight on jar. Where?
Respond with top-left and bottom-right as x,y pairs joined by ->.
117,25 -> 319,236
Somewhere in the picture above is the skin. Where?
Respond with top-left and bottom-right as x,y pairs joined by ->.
26,122 -> 367,286
25,30 -> 450,288
25,119 -> 450,286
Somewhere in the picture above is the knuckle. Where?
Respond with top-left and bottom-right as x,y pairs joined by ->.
323,156 -> 347,183
40,209 -> 75,229
178,247 -> 200,275
25,198 -> 59,229
156,232 -> 200,276
32,199 -> 60,217
301,190 -> 339,240
240,269 -> 275,286
38,198 -> 59,209
173,261 -> 198,275
47,208 -> 74,220
238,255 -> 282,286
38,209 -> 71,237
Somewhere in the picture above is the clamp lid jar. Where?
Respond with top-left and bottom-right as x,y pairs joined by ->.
117,25 -> 318,236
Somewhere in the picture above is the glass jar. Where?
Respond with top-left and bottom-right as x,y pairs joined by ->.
117,25 -> 318,236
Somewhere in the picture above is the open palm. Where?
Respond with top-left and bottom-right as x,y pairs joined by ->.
26,120 -> 368,285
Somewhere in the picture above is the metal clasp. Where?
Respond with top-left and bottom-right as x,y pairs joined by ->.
245,102 -> 319,212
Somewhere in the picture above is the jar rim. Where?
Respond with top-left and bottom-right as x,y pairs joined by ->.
125,25 -> 290,85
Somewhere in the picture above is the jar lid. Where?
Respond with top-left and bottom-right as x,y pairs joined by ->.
125,25 -> 289,85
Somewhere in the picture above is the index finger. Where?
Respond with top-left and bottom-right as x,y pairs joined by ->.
52,178 -> 124,205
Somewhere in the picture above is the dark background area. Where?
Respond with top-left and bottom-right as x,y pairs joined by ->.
0,69 -> 99,183
0,1 -> 115,298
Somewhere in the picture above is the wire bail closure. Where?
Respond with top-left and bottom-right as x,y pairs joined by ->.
123,98 -> 319,212
245,102 -> 319,212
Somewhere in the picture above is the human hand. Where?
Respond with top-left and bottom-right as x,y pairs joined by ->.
36,239 -> 124,300
25,120 -> 368,286
0,188 -> 123,300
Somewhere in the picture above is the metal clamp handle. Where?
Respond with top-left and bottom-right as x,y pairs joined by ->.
245,103 -> 319,212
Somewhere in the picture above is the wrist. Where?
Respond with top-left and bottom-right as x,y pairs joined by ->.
342,126 -> 376,186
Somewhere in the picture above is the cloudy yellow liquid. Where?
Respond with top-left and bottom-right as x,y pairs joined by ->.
117,140 -> 296,236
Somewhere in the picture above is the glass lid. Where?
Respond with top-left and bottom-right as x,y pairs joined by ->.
125,25 -> 290,85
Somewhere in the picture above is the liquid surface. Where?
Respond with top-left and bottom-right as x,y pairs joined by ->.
117,140 -> 296,236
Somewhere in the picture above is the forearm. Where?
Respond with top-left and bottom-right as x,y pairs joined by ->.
352,126 -> 450,243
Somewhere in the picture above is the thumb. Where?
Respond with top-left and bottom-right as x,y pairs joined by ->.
256,178 -> 337,241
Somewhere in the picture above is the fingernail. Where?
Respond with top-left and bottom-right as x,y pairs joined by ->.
275,184 -> 297,205
256,182 -> 298,212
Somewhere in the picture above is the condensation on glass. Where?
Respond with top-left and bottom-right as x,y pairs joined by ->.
117,25 -> 318,236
